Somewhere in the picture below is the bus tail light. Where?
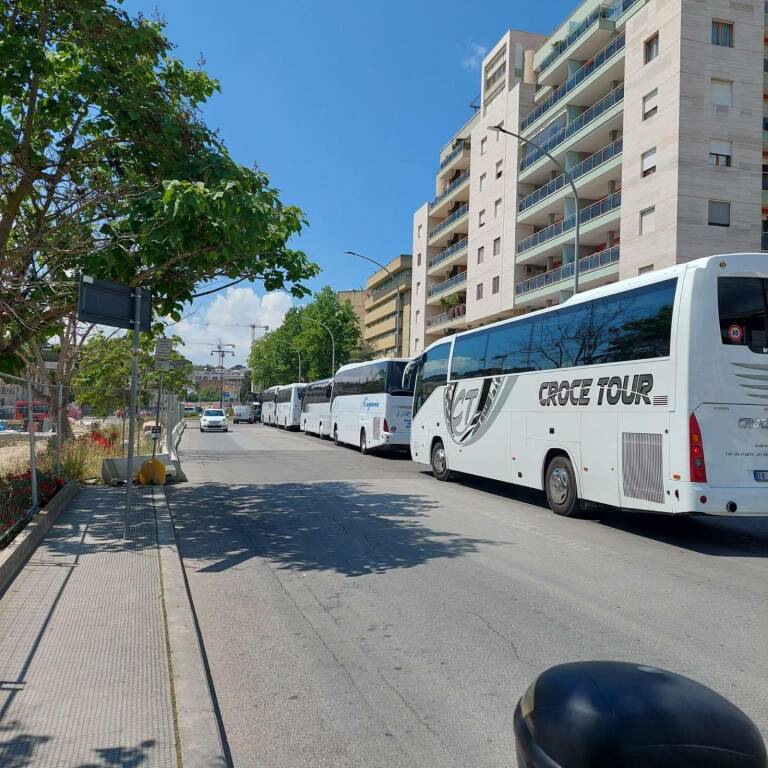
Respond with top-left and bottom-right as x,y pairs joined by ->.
383,418 -> 395,433
689,413 -> 707,484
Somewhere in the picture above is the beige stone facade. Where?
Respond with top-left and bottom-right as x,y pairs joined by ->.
362,255 -> 412,358
411,0 -> 767,356
337,289 -> 366,334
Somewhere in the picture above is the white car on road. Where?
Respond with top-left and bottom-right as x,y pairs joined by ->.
200,408 -> 228,433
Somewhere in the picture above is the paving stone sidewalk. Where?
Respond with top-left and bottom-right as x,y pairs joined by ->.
0,486 -> 178,768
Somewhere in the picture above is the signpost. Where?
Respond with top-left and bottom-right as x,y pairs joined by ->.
77,276 -> 151,537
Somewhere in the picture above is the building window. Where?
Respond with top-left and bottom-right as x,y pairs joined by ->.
479,172 -> 486,191
415,310 -> 420,323
640,206 -> 656,235
494,198 -> 502,217
638,264 -> 654,275
641,147 -> 657,177
644,33 -> 659,64
416,252 -> 421,266
642,88 -> 658,119
476,282 -> 484,300
417,224 -> 422,238
493,237 -> 501,256
708,200 -> 731,227
416,281 -> 420,295
711,20 -> 733,47
495,159 -> 503,179
480,136 -> 488,155
711,78 -> 733,107
477,246 -> 485,263
496,121 -> 504,141
709,139 -> 732,167
478,209 -> 486,227
492,276 -> 500,294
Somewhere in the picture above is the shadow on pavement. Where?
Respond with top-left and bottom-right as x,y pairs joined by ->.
442,472 -> 768,558
0,723 -> 50,768
167,481 -> 501,576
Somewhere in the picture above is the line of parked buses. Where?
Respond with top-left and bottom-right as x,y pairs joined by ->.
257,255 -> 768,519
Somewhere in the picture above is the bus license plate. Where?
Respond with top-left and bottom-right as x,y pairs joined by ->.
754,471 -> 768,482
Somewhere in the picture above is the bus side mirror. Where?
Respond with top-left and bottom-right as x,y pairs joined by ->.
325,386 -> 332,398
514,661 -> 767,768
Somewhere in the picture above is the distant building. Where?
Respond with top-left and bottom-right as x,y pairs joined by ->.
362,255 -> 412,358
337,289 -> 366,332
193,365 -> 247,402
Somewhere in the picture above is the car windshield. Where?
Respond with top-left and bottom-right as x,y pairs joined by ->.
203,409 -> 224,417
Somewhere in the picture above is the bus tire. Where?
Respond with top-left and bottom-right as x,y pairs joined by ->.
360,429 -> 369,455
431,440 -> 453,481
333,426 -> 340,446
544,455 -> 580,517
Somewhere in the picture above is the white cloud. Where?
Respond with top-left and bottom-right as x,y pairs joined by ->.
174,288 -> 292,366
462,43 -> 487,70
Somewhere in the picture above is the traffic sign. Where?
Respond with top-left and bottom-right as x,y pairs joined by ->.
77,276 -> 151,331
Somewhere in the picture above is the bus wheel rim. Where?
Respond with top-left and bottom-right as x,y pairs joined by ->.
434,446 -> 446,473
550,467 -> 569,505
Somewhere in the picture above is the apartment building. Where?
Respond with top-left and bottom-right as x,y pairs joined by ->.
411,0 -> 765,355
362,255 -> 412,357
337,289 -> 366,332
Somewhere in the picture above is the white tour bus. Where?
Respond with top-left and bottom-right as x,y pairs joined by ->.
408,253 -> 768,517
275,383 -> 306,430
331,358 -> 414,453
261,386 -> 279,426
301,378 -> 333,438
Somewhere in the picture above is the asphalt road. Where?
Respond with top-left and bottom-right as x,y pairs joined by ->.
167,421 -> 768,768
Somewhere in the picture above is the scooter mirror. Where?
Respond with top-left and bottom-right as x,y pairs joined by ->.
514,661 -> 767,768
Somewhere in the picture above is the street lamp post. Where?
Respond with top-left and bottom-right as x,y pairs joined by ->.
345,250 -> 402,357
211,340 -> 235,408
489,124 -> 581,294
302,316 -> 336,375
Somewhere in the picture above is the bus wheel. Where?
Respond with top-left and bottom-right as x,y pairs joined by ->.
360,429 -> 369,455
431,440 -> 453,481
545,455 -> 580,517
333,426 -> 340,446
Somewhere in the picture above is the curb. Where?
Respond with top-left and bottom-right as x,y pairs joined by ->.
153,487 -> 228,768
0,480 -> 79,594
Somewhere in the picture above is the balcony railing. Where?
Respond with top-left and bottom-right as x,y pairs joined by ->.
429,171 -> 470,210
427,303 -> 467,328
516,245 -> 620,295
523,32 -> 625,131
486,63 -> 506,90
538,0 -> 642,75
427,272 -> 467,298
517,191 -> 622,254
371,270 -> 412,302
518,138 -> 623,213
520,85 -> 624,172
429,204 -> 469,240
429,237 -> 469,269
440,140 -> 471,170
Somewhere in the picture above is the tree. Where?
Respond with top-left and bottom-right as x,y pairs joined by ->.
238,369 -> 252,403
248,287 -> 362,388
71,330 -> 192,417
197,385 -> 220,404
0,1 -> 317,371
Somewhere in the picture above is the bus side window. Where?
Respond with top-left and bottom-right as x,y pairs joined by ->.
414,343 -> 451,416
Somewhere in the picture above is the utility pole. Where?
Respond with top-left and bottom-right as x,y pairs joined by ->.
210,339 -> 235,408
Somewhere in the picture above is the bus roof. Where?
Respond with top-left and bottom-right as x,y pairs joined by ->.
420,253 -> 763,355
306,378 -> 332,388
335,357 -> 410,374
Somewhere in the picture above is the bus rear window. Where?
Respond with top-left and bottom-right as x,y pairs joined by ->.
387,361 -> 414,395
718,277 -> 768,353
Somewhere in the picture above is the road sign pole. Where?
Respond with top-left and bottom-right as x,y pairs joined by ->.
124,289 -> 142,537
27,379 -> 38,509
152,371 -> 164,460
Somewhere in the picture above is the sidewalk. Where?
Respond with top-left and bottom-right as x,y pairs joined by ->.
0,486 -> 180,767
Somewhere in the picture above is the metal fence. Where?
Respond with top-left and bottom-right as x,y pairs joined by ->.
0,372 -> 184,546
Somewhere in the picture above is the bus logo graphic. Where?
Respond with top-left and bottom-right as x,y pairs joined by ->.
738,417 -> 768,429
361,397 -> 380,410
444,377 -> 517,445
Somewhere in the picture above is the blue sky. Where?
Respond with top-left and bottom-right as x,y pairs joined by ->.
123,0 -> 574,361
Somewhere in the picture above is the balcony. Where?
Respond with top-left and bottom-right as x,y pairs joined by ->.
428,237 -> 468,274
518,138 -> 623,216
429,170 -> 470,215
515,245 -> 620,297
370,270 -> 412,302
427,272 -> 467,303
520,85 -> 624,175
485,63 -> 506,92
517,191 -> 622,256
522,32 -> 625,133
439,140 -> 471,174
428,204 -> 469,246
537,0 -> 643,85
427,303 -> 467,331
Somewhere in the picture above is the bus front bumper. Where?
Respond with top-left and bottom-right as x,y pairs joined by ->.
677,484 -> 768,516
